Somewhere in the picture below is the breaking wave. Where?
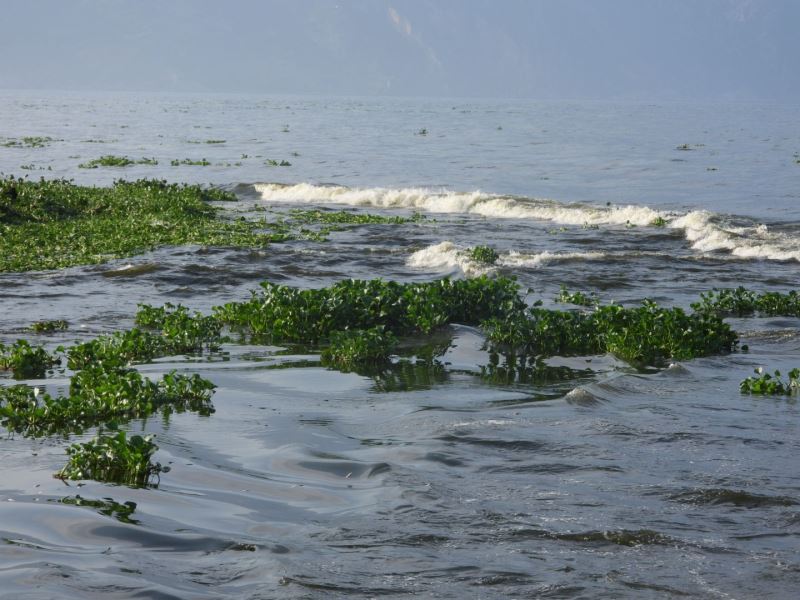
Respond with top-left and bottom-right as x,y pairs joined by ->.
255,183 -> 800,262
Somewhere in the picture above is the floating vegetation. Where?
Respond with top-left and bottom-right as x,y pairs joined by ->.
78,156 -> 158,168
214,276 -> 525,343
55,430 -> 167,487
676,144 -> 693,151
740,367 -> 799,395
0,340 -> 60,378
30,320 -> 69,333
205,139 -> 226,144
265,159 -> 291,167
2,136 -> 57,148
0,178 -> 283,272
58,495 -> 139,524
321,327 -> 398,370
170,158 -> 211,166
287,209 -> 424,226
555,286 -> 598,307
417,128 -> 428,136
467,245 -> 499,265
483,301 -> 738,366
691,287 -> 800,317
0,366 -> 215,436
649,216 -> 668,227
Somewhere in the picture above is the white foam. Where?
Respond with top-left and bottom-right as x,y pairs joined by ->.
255,182 -> 663,225
255,183 -> 800,263
669,211 -> 800,262
500,250 -> 607,268
406,242 -> 492,277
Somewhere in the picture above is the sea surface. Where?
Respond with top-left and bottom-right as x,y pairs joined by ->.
1,91 -> 800,599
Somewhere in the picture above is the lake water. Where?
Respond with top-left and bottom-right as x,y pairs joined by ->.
1,91 -> 800,598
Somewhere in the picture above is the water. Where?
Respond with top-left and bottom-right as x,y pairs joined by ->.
1,91 -> 800,598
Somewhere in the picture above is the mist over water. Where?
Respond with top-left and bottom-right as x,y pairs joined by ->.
1,92 -> 800,598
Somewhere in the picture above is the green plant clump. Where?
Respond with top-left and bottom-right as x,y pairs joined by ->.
649,216 -> 668,227
78,156 -> 158,168
214,276 -> 526,343
321,327 -> 398,369
171,158 -> 211,166
740,368 -> 799,395
0,177 -> 282,272
265,159 -> 291,167
483,300 -> 738,365
0,367 -> 215,436
555,286 -> 598,307
0,340 -> 60,378
287,209 -> 424,226
467,245 -> 499,265
55,430 -> 167,486
691,287 -> 800,317
30,320 -> 69,333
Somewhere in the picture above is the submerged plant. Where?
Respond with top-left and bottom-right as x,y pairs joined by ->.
740,367 -> 800,395
55,429 -> 167,486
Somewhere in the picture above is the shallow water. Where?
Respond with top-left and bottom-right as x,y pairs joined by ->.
1,92 -> 800,598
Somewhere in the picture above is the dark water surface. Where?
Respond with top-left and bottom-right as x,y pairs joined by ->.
1,92 -> 800,598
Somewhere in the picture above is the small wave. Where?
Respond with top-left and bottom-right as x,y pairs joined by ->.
668,488 -> 797,508
501,250 -> 607,268
670,211 -> 800,262
406,241 -> 493,276
255,183 -> 800,263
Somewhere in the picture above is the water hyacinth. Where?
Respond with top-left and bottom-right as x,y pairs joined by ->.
55,430 -> 167,487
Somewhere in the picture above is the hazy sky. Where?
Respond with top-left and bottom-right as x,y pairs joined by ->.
2,0 -> 798,101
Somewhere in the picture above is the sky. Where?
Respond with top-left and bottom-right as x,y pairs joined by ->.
1,0 -> 798,101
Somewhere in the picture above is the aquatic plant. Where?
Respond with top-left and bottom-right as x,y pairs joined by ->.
265,159 -> 291,167
0,178 -> 283,272
214,276 -> 525,342
417,128 -> 428,136
135,303 -> 224,352
483,301 -> 737,366
58,495 -> 139,524
205,139 -> 225,144
740,367 -> 800,395
2,136 -> 56,148
55,429 -> 167,486
691,287 -> 800,317
287,209 -> 424,225
0,340 -> 60,378
467,245 -> 499,265
321,327 -> 398,369
78,156 -> 158,168
0,366 -> 215,436
170,158 -> 211,166
30,320 -> 69,333
555,286 -> 598,307
649,216 -> 668,227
